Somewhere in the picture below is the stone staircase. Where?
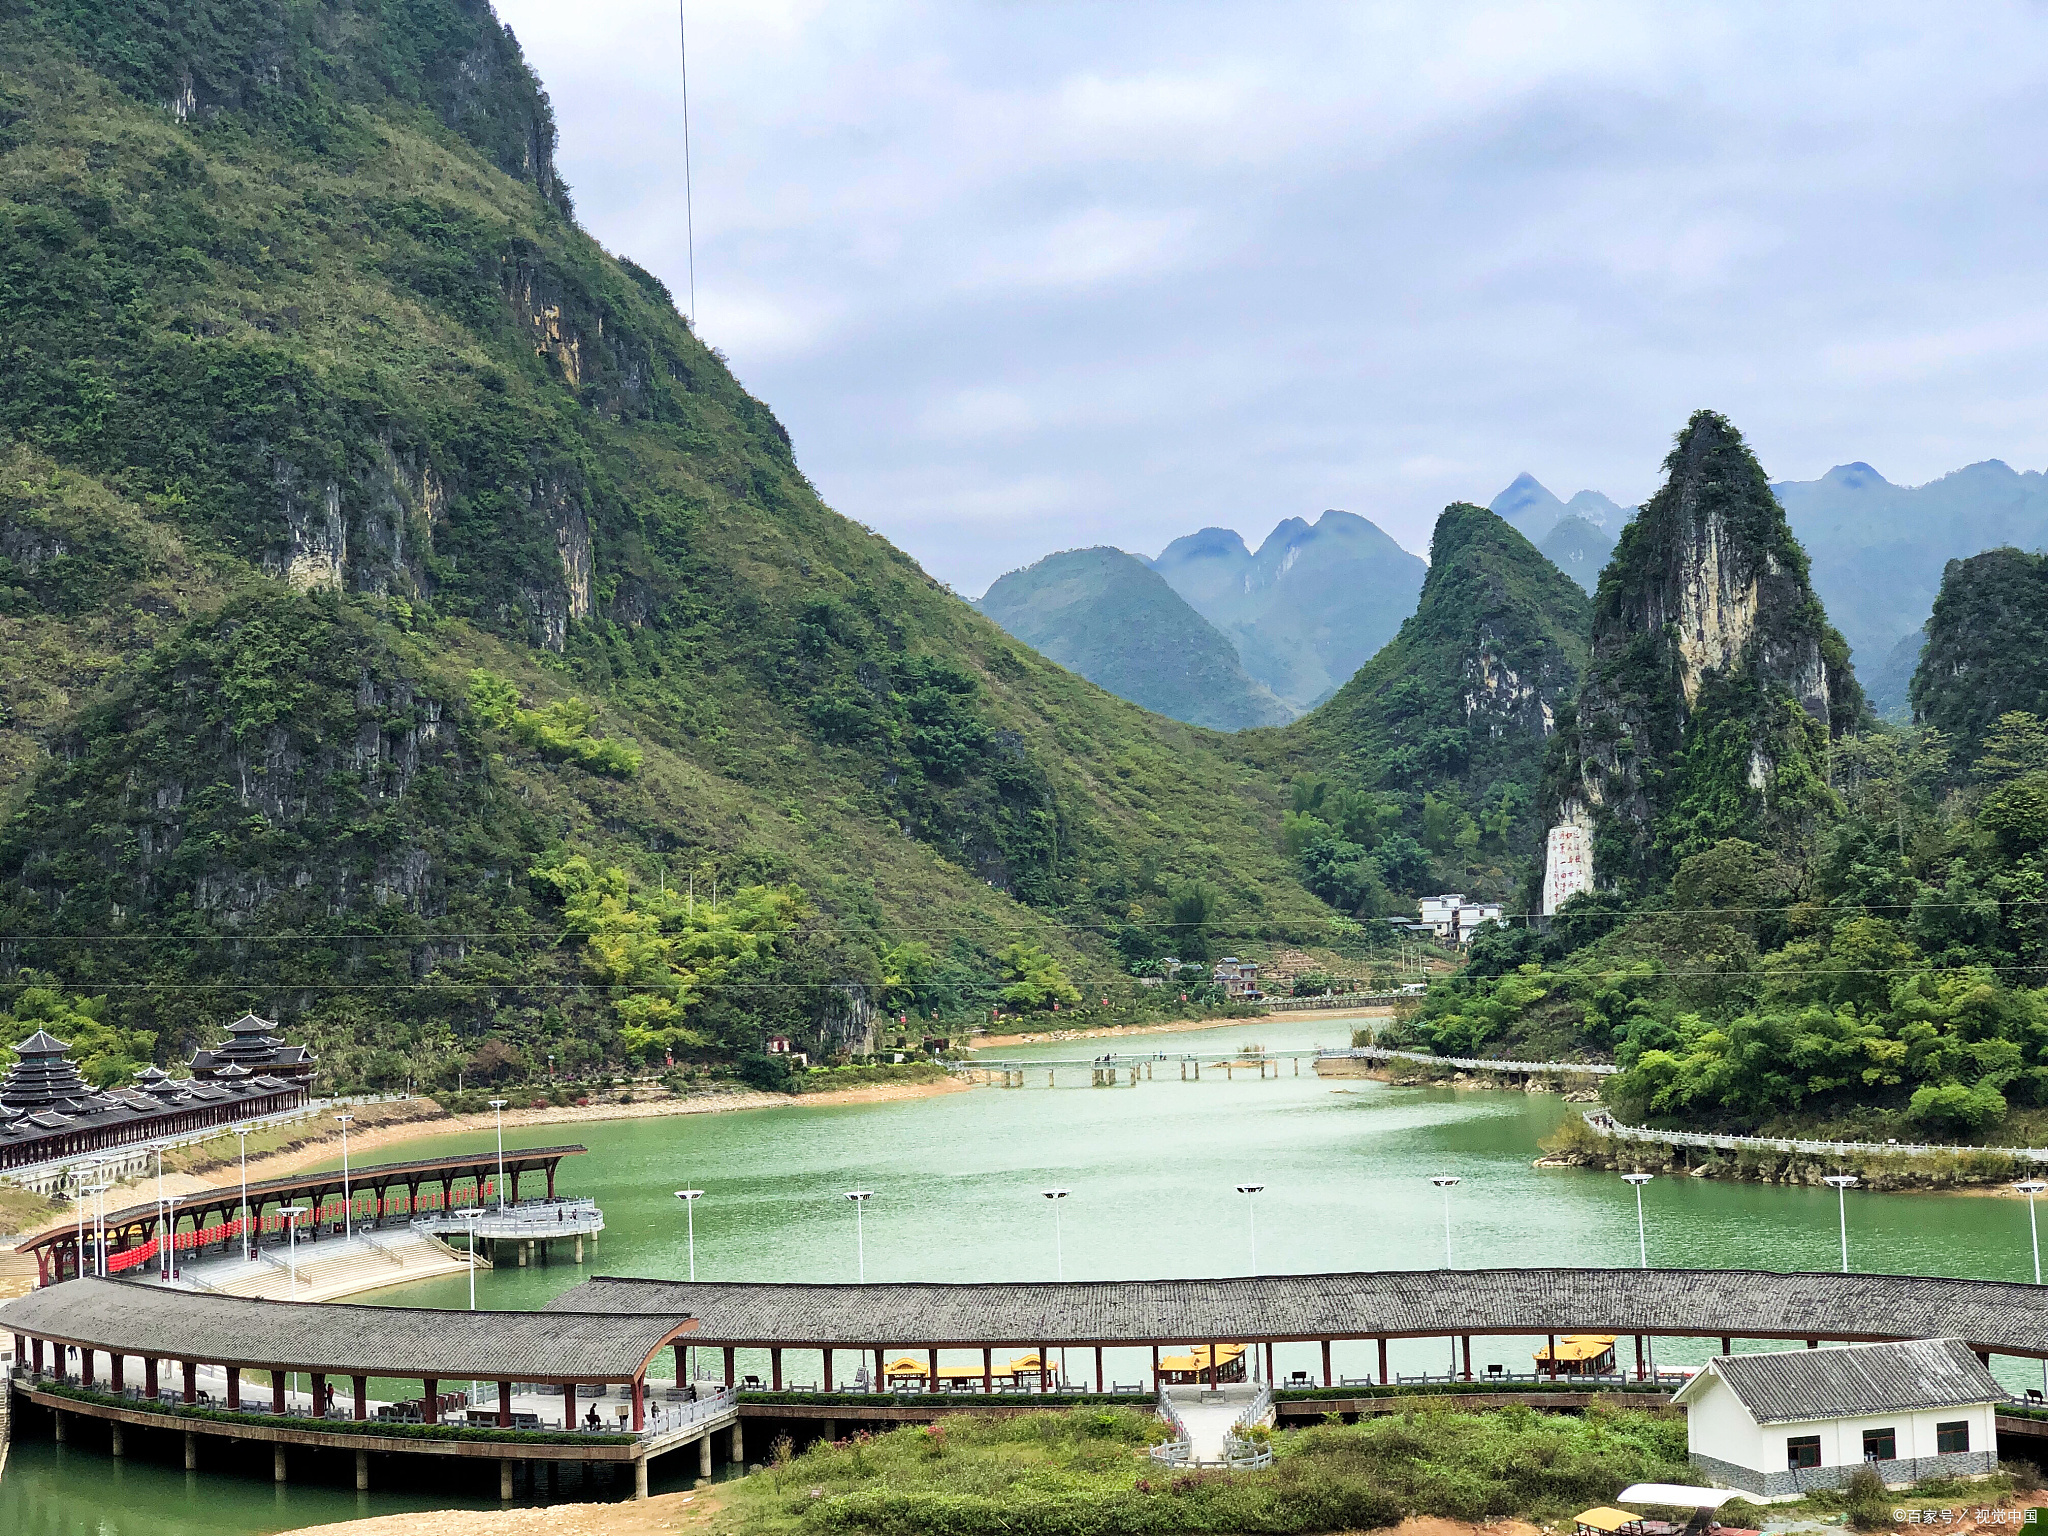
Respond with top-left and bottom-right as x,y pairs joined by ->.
171,1229 -> 484,1303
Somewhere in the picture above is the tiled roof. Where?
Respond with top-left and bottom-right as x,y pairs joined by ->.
0,1278 -> 693,1382
1691,1337 -> 2002,1424
549,1268 -> 2048,1352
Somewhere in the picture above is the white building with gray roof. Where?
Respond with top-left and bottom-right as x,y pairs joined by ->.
1673,1337 -> 2003,1499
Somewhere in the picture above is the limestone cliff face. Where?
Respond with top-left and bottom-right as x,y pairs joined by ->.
1545,411 -> 1862,894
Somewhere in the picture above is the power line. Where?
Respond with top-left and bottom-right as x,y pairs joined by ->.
679,3 -> 697,326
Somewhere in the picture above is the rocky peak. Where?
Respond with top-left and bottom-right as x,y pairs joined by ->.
1543,411 -> 1862,903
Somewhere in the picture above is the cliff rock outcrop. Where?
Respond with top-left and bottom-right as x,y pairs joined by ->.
1543,411 -> 1862,902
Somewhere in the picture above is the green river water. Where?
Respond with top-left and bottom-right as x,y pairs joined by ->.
9,1013 -> 2048,1533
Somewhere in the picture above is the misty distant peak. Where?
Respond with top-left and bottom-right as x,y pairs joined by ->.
1821,461 -> 1891,490
1561,489 -> 1625,528
1154,526 -> 1252,565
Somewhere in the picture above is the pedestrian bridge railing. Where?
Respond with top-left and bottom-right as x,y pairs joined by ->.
1582,1109 -> 2048,1164
1321,1046 -> 1617,1076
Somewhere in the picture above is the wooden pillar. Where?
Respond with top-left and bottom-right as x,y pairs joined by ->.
80,1347 -> 93,1387
676,1343 -> 688,1385
1377,1337 -> 1389,1384
1461,1336 -> 1472,1381
1546,1334 -> 1557,1380
499,1380 -> 513,1428
32,1338 -> 44,1378
111,1352 -> 124,1393
311,1372 -> 326,1417
724,1346 -> 735,1387
632,1376 -> 645,1432
1634,1334 -> 1644,1381
564,1382 -> 577,1429
354,1375 -> 368,1421
183,1358 -> 197,1404
1207,1341 -> 1217,1391
928,1346 -> 939,1389
1265,1341 -> 1275,1384
823,1347 -> 834,1392
1151,1343 -> 1160,1390
1095,1345 -> 1105,1393
1039,1345 -> 1049,1394
225,1366 -> 239,1409
771,1347 -> 783,1391
273,1369 -> 287,1414
1806,1338 -> 1819,1349
983,1346 -> 993,1394
422,1377 -> 439,1424
1321,1339 -> 1333,1386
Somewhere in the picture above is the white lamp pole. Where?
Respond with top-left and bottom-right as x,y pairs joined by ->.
88,1182 -> 111,1277
458,1208 -> 483,1310
845,1191 -> 874,1282
2019,1180 -> 2047,1398
281,1205 -> 308,1300
335,1114 -> 355,1241
1235,1184 -> 1265,1273
1823,1174 -> 1858,1273
1042,1189 -> 1071,1280
1622,1173 -> 1654,1268
235,1126 -> 253,1263
1430,1175 -> 1461,1268
675,1190 -> 704,1281
489,1099 -> 509,1209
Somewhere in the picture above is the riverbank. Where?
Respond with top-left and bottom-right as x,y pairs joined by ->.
14,1074 -> 978,1243
1539,1112 -> 2048,1191
278,1487 -> 721,1536
973,1004 -> 1389,1050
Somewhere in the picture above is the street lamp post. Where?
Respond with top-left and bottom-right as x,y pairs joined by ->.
675,1190 -> 704,1281
458,1208 -> 484,1310
1429,1175 -> 1461,1267
87,1182 -> 111,1278
1235,1184 -> 1264,1273
281,1205 -> 308,1299
335,1114 -> 355,1241
1622,1173 -> 1654,1268
489,1099 -> 509,1209
2018,1180 -> 2047,1398
844,1191 -> 874,1282
1042,1189 -> 1071,1280
1823,1174 -> 1858,1273
235,1126 -> 253,1263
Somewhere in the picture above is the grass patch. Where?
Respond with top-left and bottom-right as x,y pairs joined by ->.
713,1401 -> 1689,1536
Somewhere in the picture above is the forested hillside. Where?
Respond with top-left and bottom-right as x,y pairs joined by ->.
975,548 -> 1288,731
1238,504 -> 1592,909
1411,419 -> 2048,1146
0,0 -> 1335,1090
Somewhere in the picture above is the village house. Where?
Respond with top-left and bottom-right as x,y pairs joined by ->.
1417,895 -> 1505,946
1673,1338 -> 2002,1499
1210,957 -> 1262,998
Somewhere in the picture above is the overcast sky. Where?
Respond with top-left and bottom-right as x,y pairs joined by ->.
494,1 -> 2048,596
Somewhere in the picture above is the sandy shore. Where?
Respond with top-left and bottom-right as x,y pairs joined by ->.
972,1004 -> 1389,1051
278,1486 -> 722,1536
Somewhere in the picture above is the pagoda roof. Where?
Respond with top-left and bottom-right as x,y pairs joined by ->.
12,1030 -> 70,1055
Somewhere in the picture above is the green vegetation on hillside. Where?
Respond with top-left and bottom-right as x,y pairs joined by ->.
1413,588 -> 2048,1143
0,0 -> 1339,1091
977,547 -> 1289,731
714,1402 -> 1688,1536
1910,546 -> 2048,763
1242,503 -> 1593,907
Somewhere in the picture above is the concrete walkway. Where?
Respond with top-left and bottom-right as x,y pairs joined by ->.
1165,1384 -> 1265,1461
164,1228 -> 481,1302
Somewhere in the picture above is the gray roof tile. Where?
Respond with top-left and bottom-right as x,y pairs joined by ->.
1700,1337 -> 2002,1424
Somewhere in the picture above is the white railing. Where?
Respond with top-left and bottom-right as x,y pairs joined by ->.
1322,1046 -> 1617,1076
1582,1109 -> 2048,1163
1148,1384 -> 1194,1464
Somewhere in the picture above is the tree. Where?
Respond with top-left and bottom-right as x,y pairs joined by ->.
1167,880 -> 1221,962
995,943 -> 1080,1010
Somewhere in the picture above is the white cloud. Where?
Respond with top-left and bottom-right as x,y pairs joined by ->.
495,0 -> 2048,594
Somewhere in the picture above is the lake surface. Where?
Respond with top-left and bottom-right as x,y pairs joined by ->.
9,1012 -> 2048,1531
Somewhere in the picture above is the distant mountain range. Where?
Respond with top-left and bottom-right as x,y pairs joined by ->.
975,548 -> 1290,731
1149,510 -> 1427,715
975,458 -> 2048,730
